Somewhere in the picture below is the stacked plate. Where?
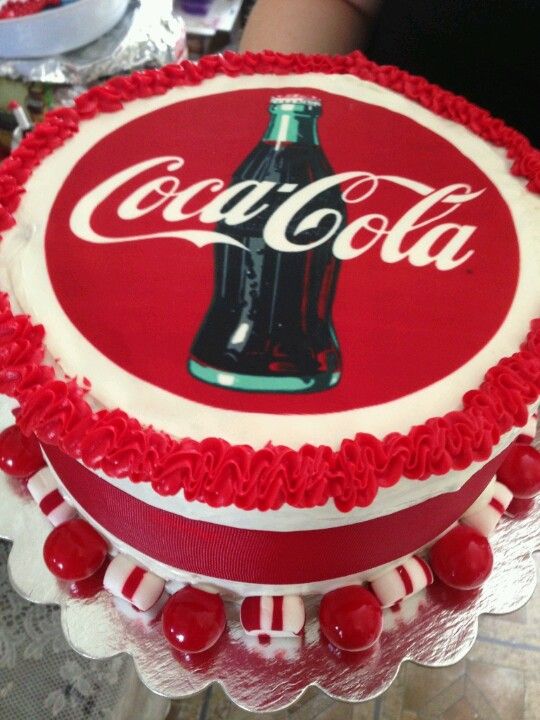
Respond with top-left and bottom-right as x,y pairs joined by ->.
0,0 -> 130,58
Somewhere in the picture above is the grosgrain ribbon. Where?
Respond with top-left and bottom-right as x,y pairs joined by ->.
43,444 -> 505,585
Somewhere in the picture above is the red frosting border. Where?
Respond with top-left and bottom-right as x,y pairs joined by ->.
0,51 -> 539,512
43,442 -> 503,583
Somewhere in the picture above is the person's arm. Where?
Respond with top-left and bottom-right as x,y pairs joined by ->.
240,0 -> 381,55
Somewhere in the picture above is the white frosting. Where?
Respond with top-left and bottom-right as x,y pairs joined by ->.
1,72 -> 539,451
59,418 -> 523,532
51,467 -> 427,596
44,410 -> 535,595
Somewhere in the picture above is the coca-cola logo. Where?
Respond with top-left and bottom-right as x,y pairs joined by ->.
71,155 -> 483,272
45,87 -> 519,416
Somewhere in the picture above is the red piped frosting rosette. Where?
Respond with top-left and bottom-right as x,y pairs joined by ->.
0,52 -> 539,657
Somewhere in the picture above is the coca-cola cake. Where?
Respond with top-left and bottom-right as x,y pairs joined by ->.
0,52 -> 539,654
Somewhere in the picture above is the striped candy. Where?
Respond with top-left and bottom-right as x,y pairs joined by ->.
27,470 -> 77,527
462,478 -> 497,518
370,555 -> 433,608
113,589 -> 169,625
240,595 -> 305,638
461,481 -> 513,536
103,555 -> 165,612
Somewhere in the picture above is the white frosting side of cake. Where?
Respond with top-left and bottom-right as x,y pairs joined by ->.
50,466 -> 441,596
53,418 -> 523,532
1,72 -> 539,450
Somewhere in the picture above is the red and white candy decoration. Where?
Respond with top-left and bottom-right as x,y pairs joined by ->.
162,586 -> 226,654
319,585 -> 383,652
113,589 -> 170,626
497,444 -> 540,499
0,425 -> 45,479
240,595 -> 305,638
69,558 -> 110,599
370,555 -> 433,608
461,481 -> 513,536
27,469 -> 77,527
43,519 -> 108,582
430,525 -> 493,590
103,554 -> 165,613
505,496 -> 536,518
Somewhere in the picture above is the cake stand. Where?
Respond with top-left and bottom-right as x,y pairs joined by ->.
0,397 -> 538,713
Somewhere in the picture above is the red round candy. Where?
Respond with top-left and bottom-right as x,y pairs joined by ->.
43,519 -> 108,581
430,525 -> 493,590
0,425 -> 45,479
162,586 -> 226,654
319,585 -> 382,652
505,496 -> 535,518
69,557 -> 110,599
497,444 -> 540,499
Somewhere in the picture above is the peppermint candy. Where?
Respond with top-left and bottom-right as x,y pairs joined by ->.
240,595 -> 305,638
461,481 -> 513,536
113,589 -> 169,625
370,555 -> 433,608
27,470 -> 77,526
104,555 -> 165,612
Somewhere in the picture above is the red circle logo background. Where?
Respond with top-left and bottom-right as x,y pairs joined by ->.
45,87 -> 519,415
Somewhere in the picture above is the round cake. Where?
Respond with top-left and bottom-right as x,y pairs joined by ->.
0,51 -> 539,652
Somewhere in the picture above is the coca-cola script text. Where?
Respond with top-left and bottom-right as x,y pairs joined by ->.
69,156 -> 485,271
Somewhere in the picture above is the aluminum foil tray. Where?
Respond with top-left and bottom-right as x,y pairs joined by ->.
0,0 -> 185,84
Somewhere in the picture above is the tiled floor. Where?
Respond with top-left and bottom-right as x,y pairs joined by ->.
166,557 -> 540,720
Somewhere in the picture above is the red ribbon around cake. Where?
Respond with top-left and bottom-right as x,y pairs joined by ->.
43,443 -> 505,585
